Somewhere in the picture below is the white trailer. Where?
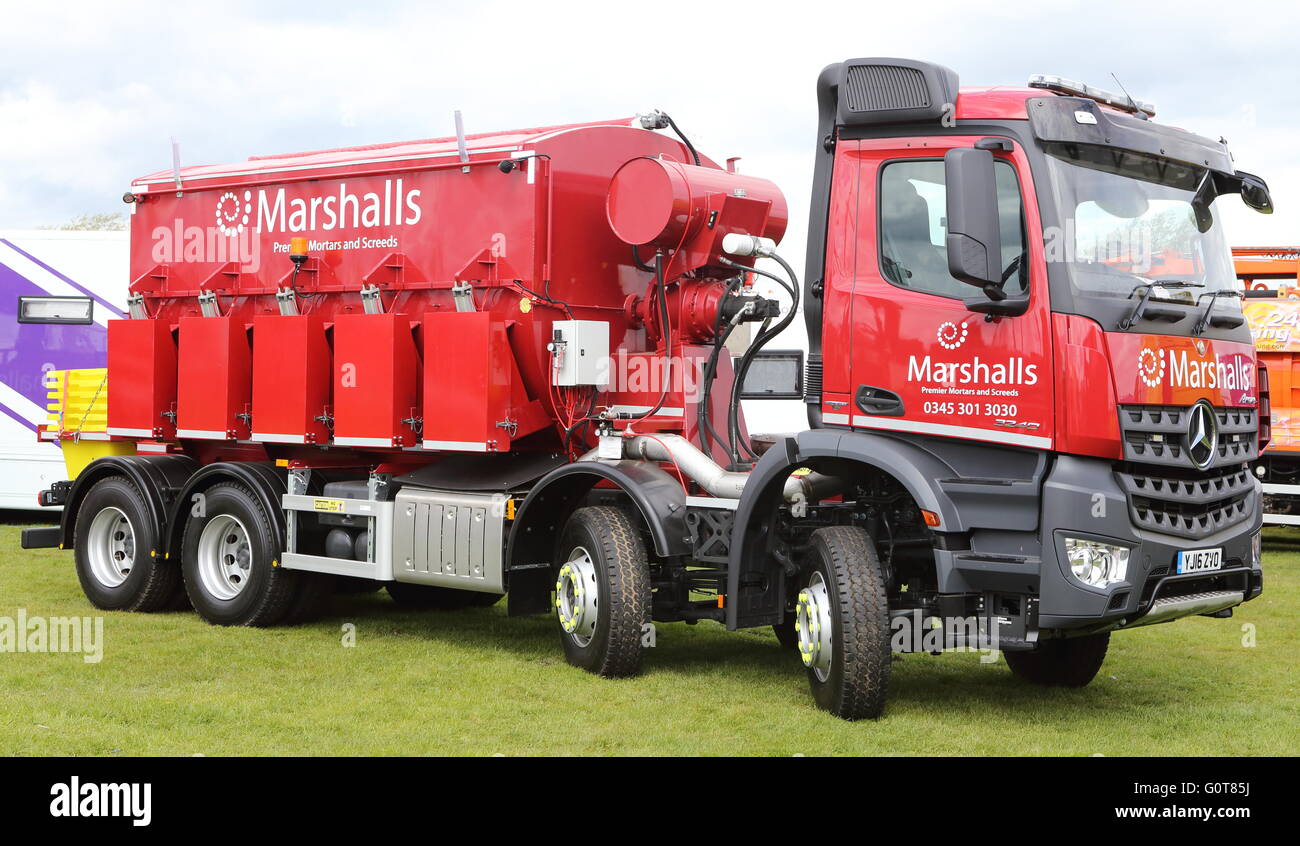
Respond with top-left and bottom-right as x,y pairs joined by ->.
0,230 -> 127,510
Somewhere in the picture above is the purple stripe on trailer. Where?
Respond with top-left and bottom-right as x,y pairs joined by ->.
0,261 -> 108,410
0,238 -> 126,318
0,397 -> 46,434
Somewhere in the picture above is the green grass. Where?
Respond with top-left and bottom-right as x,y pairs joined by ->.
1,522 -> 1297,756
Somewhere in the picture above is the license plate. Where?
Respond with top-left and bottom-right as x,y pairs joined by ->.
1176,547 -> 1223,574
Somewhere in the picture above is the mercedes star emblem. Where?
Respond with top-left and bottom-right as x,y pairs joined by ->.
1186,400 -> 1219,470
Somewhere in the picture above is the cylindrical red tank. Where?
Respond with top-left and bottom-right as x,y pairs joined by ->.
606,157 -> 787,260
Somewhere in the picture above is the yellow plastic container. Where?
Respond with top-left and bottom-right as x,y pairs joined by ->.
43,368 -> 134,479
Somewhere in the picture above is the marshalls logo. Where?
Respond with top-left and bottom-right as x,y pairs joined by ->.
215,190 -> 253,237
1138,347 -> 1166,388
936,320 -> 969,350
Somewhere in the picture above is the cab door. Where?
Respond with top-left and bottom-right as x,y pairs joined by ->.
838,136 -> 1054,450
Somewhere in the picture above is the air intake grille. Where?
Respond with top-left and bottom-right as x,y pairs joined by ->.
804,355 -> 823,403
844,65 -> 930,112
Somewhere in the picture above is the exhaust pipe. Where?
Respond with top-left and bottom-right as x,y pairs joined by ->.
585,433 -> 840,509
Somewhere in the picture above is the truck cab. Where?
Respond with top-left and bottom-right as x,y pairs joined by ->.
788,59 -> 1267,652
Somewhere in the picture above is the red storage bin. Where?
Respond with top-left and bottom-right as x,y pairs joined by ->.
333,313 -> 419,448
251,314 -> 331,445
176,316 -> 251,440
422,312 -> 512,452
107,318 -> 177,440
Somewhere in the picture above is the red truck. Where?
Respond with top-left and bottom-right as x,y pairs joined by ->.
22,59 -> 1272,719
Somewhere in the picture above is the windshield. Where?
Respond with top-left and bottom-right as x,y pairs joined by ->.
1042,142 -> 1240,311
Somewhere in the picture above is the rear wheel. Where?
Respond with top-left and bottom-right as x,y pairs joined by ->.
181,482 -> 298,627
385,581 -> 502,610
74,476 -> 181,612
554,506 -> 650,678
1004,633 -> 1110,687
797,526 -> 892,720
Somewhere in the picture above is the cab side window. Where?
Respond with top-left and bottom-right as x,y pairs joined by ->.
879,159 -> 1026,298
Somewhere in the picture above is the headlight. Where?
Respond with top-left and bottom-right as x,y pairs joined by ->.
1251,530 -> 1262,569
1064,537 -> 1129,589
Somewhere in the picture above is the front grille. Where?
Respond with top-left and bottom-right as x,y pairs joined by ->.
844,65 -> 930,112
1118,404 -> 1257,470
1116,465 -> 1254,540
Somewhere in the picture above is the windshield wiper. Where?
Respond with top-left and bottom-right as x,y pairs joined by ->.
1192,290 -> 1250,334
1119,280 -> 1204,330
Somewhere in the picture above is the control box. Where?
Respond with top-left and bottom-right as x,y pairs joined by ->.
551,320 -> 609,386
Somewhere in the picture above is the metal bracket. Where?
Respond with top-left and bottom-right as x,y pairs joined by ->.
275,287 -> 299,316
287,468 -> 311,496
197,290 -> 221,318
451,280 -> 477,312
367,472 -> 393,501
127,293 -> 148,320
360,284 -> 384,314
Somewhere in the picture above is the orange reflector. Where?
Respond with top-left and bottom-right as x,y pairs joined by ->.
921,509 -> 941,527
717,594 -> 725,609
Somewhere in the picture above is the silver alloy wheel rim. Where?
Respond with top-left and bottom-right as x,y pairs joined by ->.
197,514 -> 253,601
796,571 -> 834,682
556,546 -> 599,647
86,506 -> 135,588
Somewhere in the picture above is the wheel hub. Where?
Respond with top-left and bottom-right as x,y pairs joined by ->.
86,506 -> 135,588
197,514 -> 253,601
796,572 -> 834,681
556,547 -> 599,647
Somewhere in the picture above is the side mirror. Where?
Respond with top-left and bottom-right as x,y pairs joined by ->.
944,148 -> 1004,298
1236,170 -> 1273,214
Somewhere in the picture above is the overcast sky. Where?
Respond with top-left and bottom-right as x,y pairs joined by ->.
4,0 -> 1299,260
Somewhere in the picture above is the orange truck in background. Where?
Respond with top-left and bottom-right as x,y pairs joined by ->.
1236,247 -> 1300,524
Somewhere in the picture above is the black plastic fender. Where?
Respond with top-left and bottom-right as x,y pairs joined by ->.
505,459 -> 688,616
162,462 -> 288,563
59,454 -> 199,554
725,428 -> 978,630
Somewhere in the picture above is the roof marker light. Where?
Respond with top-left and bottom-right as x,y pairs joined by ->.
1027,74 -> 1156,117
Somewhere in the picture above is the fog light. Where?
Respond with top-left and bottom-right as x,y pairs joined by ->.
1251,530 -> 1262,569
1064,537 -> 1129,589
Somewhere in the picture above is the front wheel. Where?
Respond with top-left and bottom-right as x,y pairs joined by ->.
796,526 -> 892,720
1004,633 -> 1110,687
554,506 -> 650,678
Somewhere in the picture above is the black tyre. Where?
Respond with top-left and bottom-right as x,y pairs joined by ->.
385,581 -> 502,610
180,482 -> 298,627
554,506 -> 650,678
797,526 -> 892,720
1004,633 -> 1110,687
73,476 -> 181,612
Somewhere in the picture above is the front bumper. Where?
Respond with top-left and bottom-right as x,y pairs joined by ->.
1035,455 -> 1263,630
